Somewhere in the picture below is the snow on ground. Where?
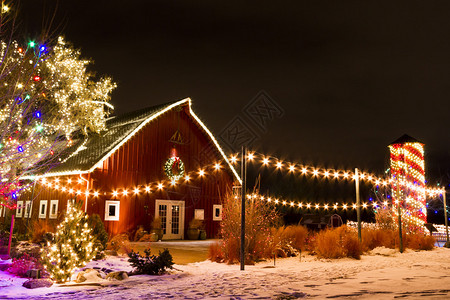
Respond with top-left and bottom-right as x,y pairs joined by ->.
1,247 -> 450,299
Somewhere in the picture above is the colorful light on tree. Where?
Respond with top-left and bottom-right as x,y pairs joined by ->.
0,22 -> 116,208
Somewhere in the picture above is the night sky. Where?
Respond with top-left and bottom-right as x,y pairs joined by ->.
20,0 -> 450,185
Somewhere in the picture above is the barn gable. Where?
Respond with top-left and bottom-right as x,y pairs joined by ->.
24,98 -> 240,183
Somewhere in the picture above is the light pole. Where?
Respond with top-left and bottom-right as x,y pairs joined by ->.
240,146 -> 246,271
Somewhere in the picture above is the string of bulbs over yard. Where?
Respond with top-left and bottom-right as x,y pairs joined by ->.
29,151 -> 444,217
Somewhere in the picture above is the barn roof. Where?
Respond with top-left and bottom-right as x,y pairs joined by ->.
24,98 -> 241,183
389,134 -> 424,145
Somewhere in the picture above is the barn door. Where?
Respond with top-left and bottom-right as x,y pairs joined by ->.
155,200 -> 185,240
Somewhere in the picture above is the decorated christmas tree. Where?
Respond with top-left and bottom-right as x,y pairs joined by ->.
0,35 -> 116,209
41,201 -> 98,283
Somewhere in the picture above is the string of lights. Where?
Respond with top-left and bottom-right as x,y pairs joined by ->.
228,151 -> 444,196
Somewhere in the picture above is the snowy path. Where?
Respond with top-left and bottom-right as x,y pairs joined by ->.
1,247 -> 450,299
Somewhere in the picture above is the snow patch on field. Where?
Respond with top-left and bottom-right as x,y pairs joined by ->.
1,247 -> 450,299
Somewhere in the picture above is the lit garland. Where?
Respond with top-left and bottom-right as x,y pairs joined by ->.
31,157 -> 444,216
41,200 -> 97,283
228,152 -> 443,197
0,10 -> 116,209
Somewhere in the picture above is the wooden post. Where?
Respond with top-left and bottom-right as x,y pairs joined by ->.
355,168 -> 361,242
396,179 -> 403,253
240,146 -> 246,271
444,189 -> 449,243
7,214 -> 14,257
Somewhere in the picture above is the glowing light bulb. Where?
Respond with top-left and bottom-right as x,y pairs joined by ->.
276,161 -> 283,169
262,158 -> 269,165
133,188 -> 140,194
199,169 -> 205,177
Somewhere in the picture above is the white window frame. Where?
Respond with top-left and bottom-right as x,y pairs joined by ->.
39,200 -> 48,219
24,200 -> 32,218
49,200 -> 58,219
16,201 -> 23,218
105,200 -> 120,221
213,204 -> 223,221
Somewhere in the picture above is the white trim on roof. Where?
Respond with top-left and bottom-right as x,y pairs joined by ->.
188,103 -> 241,184
24,98 -> 241,183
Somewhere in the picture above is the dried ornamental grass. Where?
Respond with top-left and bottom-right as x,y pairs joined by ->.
315,226 -> 361,259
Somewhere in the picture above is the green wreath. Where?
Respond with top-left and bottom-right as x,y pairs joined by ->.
164,156 -> 185,181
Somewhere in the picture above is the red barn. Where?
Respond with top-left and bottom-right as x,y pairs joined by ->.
4,98 -> 240,239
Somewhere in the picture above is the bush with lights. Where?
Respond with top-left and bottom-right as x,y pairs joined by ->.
41,201 -> 97,283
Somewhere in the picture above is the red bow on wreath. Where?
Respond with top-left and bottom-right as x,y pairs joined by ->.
172,157 -> 181,173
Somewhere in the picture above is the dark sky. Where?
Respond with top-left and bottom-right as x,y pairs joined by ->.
20,0 -> 450,184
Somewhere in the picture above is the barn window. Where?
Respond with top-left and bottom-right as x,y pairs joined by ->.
194,209 -> 204,220
39,200 -> 48,219
24,201 -> 32,218
16,201 -> 23,218
49,200 -> 59,219
213,204 -> 222,221
105,200 -> 120,221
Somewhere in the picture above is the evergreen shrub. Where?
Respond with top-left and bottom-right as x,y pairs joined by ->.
128,248 -> 174,275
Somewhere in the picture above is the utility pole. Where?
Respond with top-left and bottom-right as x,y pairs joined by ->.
355,168 -> 361,242
240,146 -> 246,271
444,189 -> 449,243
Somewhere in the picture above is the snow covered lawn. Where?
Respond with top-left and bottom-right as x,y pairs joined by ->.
1,247 -> 449,299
